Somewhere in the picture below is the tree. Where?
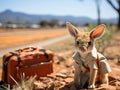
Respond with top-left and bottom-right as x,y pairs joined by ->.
80,0 -> 101,25
6,21 -> 13,24
106,0 -> 120,30
95,0 -> 101,25
39,20 -> 59,27
48,20 -> 59,27
39,20 -> 49,27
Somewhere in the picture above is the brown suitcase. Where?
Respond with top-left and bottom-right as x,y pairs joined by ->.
2,47 -> 54,85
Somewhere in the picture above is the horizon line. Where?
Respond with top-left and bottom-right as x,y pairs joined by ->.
0,9 -> 118,20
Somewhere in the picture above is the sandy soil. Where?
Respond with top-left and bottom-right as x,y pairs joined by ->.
0,30 -> 120,90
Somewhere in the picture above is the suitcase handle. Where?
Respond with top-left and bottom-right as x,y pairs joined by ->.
17,47 -> 37,53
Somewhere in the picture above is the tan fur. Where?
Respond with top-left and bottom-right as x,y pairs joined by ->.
66,22 -> 110,89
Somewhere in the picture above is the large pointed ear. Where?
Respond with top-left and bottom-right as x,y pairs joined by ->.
66,22 -> 79,38
90,24 -> 106,40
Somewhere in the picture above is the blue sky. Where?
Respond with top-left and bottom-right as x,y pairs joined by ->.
0,0 -> 118,19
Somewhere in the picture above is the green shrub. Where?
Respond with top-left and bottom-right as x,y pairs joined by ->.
87,23 -> 115,54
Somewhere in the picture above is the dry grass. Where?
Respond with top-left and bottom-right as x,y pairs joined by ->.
0,28 -> 68,49
46,37 -> 74,53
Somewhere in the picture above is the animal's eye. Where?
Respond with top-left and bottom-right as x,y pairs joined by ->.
76,41 -> 80,45
88,41 -> 92,45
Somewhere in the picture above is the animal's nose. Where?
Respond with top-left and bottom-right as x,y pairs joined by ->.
82,46 -> 87,50
76,41 -> 80,45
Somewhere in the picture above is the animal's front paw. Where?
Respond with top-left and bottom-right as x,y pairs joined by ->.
88,85 -> 95,89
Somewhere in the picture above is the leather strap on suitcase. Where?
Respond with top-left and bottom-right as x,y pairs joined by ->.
3,52 -> 21,83
39,49 -> 49,60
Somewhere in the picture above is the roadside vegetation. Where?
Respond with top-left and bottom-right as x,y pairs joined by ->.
87,23 -> 115,54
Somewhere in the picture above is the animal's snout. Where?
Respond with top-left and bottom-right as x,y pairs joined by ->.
80,46 -> 87,52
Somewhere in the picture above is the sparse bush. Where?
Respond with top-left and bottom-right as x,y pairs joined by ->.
39,20 -> 59,27
39,20 -> 49,27
87,23 -> 115,54
12,73 -> 36,90
96,24 -> 114,53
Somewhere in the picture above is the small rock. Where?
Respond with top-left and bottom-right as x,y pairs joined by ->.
55,59 -> 61,64
64,77 -> 73,83
65,59 -> 74,67
60,81 -> 66,86
34,81 -> 46,90
54,81 -> 63,87
42,78 -> 51,84
59,69 -> 70,75
57,54 -> 66,61
56,73 -> 67,78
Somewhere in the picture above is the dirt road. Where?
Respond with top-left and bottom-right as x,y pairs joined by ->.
0,29 -> 65,36
0,35 -> 70,58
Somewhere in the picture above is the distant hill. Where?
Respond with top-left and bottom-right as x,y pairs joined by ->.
0,9 -> 118,25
